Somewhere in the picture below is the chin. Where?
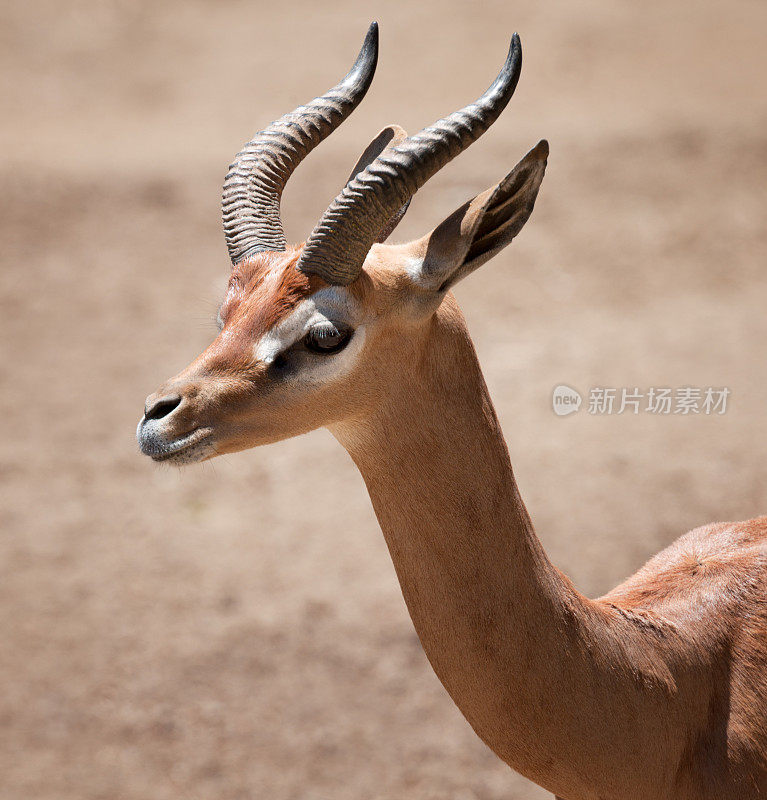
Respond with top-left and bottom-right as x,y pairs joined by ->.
152,440 -> 217,466
136,422 -> 217,466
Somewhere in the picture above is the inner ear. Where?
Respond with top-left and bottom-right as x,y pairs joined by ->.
461,141 -> 548,272
347,125 -> 411,242
414,140 -> 549,292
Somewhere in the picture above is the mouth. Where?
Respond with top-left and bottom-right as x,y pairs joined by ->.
137,423 -> 216,466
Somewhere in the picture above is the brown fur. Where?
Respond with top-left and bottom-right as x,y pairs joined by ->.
223,247 -> 315,337
208,246 -> 318,373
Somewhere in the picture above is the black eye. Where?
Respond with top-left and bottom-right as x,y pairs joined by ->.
304,322 -> 352,354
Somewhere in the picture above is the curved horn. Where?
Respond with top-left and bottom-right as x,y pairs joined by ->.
296,33 -> 522,286
221,22 -> 379,265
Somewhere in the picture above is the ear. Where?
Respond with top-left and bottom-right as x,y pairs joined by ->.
408,140 -> 548,292
347,125 -> 411,242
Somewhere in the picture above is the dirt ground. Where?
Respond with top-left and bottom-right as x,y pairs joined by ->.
1,1 -> 766,798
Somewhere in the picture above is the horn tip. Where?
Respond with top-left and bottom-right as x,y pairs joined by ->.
364,21 -> 379,52
494,31 -> 521,93
344,21 -> 379,90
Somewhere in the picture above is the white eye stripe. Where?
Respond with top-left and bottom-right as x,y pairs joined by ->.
253,287 -> 362,364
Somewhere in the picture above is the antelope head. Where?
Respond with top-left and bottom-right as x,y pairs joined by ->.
137,23 -> 548,465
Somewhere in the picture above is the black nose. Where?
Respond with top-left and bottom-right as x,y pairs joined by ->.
144,394 -> 182,421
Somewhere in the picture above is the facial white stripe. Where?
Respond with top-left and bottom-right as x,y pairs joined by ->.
253,287 -> 366,380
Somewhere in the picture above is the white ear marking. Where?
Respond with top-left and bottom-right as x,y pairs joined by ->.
403,255 -> 433,289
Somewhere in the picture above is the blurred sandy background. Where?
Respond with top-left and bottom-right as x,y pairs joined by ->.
1,1 -> 766,798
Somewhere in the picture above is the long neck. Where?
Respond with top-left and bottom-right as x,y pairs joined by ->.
331,298 -> 682,796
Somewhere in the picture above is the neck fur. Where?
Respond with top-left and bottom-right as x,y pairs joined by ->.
331,296 -> 703,798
